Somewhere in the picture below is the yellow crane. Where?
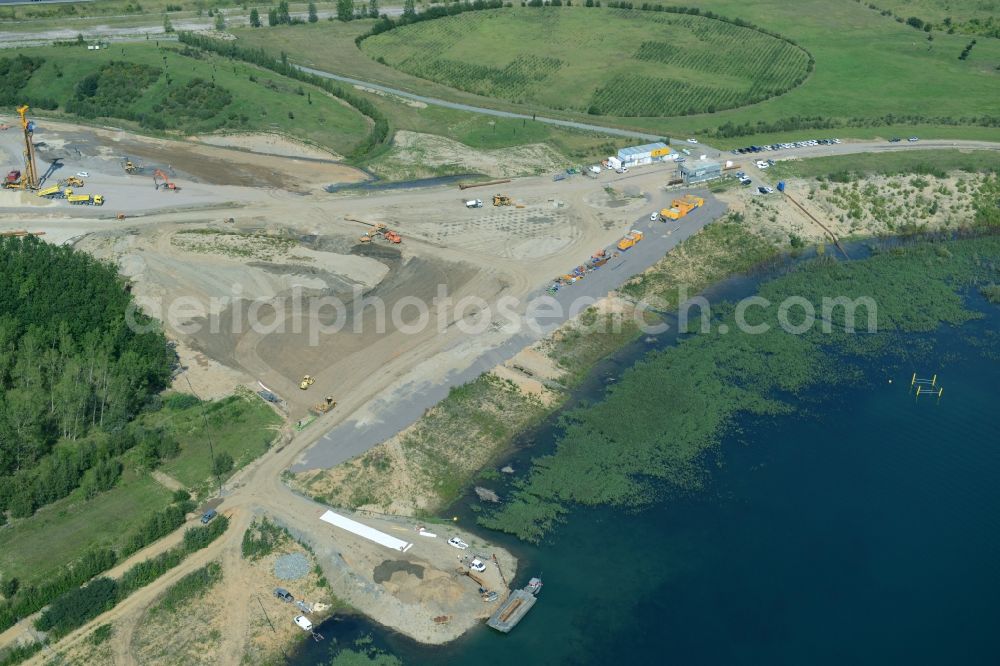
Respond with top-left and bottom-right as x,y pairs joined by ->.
17,105 -> 39,190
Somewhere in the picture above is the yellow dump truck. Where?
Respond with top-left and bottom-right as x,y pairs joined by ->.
67,193 -> 104,206
617,230 -> 644,251
36,185 -> 64,198
660,195 -> 705,220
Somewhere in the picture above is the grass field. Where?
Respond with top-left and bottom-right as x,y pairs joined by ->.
237,4 -> 1000,142
11,42 -> 368,155
0,395 -> 279,586
769,149 -> 1000,180
0,471 -> 171,585
868,0 -> 1000,37
362,8 -> 811,117
151,395 -> 281,491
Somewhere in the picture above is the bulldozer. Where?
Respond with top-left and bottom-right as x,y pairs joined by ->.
299,375 -> 316,390
60,176 -> 84,188
311,396 -> 337,415
493,194 -> 512,206
122,157 -> 139,174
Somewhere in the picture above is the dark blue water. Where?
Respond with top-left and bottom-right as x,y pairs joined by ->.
295,284 -> 1000,666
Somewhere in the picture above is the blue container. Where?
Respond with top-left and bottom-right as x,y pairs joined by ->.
777,181 -> 786,192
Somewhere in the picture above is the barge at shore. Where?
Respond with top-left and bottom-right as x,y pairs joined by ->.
487,577 -> 542,633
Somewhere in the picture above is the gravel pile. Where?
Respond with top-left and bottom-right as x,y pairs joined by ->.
274,552 -> 311,581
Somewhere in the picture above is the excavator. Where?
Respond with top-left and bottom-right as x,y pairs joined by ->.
348,218 -> 402,244
153,169 -> 179,191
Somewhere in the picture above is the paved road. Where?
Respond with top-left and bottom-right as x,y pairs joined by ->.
297,65 -> 665,142
293,190 -> 724,471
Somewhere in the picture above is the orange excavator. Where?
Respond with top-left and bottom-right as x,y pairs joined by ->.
153,169 -> 180,191
348,217 -> 402,244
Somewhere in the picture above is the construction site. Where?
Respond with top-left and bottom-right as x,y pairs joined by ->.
4,101 -> 990,664
0,106 -> 731,660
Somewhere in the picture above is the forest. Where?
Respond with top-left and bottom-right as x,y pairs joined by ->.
0,236 -> 173,521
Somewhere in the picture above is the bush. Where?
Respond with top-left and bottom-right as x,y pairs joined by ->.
212,452 -> 234,476
35,578 -> 118,637
241,517 -> 289,560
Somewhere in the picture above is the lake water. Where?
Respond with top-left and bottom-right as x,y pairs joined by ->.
293,273 -> 1000,666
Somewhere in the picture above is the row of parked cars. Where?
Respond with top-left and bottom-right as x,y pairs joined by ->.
733,138 -> 841,154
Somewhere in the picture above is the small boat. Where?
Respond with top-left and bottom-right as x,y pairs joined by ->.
526,577 -> 543,595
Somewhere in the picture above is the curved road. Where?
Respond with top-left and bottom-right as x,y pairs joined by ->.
295,65 -> 665,142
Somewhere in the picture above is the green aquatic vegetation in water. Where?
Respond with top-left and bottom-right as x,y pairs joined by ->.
480,237 -> 1000,542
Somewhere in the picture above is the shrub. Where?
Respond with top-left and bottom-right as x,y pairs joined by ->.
35,578 -> 118,637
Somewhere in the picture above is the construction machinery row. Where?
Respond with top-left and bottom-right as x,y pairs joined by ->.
349,218 -> 401,245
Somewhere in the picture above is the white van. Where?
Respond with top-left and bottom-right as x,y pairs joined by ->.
294,615 -> 313,632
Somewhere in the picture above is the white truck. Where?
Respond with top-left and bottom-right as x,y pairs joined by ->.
588,165 -> 602,175
465,199 -> 483,208
607,156 -> 622,171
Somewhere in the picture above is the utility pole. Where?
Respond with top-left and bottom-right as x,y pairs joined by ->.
182,372 -> 223,497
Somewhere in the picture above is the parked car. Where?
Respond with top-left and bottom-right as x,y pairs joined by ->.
470,558 -> 487,573
274,588 -> 294,602
448,536 -> 470,550
908,136 -> 919,142
681,148 -> 692,155
740,178 -> 753,186
294,616 -> 313,632
200,509 -> 217,524
687,138 -> 698,144
735,171 -> 746,178
650,212 -> 659,221
76,171 -> 89,178
758,186 -> 774,194
889,137 -> 901,142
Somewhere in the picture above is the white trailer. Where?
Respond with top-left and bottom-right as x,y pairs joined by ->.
607,156 -> 622,171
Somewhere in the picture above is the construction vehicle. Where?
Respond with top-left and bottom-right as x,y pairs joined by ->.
153,169 -> 179,191
60,176 -> 84,188
617,230 -> 644,251
492,194 -> 512,206
358,232 -> 372,244
67,193 -> 104,206
36,185 -> 66,198
311,396 -> 337,415
383,230 -> 401,244
122,158 -> 139,174
5,106 -> 40,191
299,375 -> 315,390
465,199 -> 483,208
660,194 -> 704,221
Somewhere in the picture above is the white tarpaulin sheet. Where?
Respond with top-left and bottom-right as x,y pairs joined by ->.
319,510 -> 412,552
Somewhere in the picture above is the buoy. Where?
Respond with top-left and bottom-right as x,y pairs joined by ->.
888,379 -> 893,384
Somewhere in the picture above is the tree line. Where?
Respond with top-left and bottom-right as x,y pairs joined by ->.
0,236 -> 173,521
34,516 -> 229,638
